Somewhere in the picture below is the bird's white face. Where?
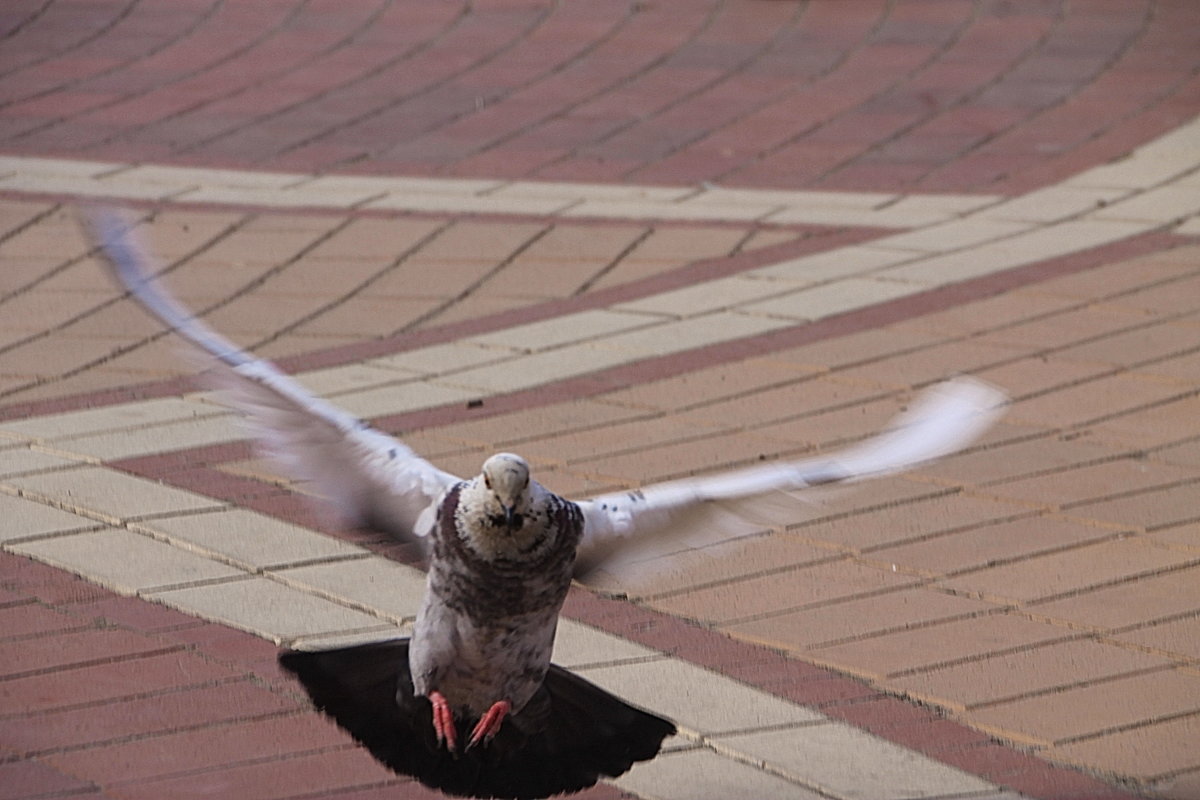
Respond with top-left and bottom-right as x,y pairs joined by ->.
481,453 -> 531,531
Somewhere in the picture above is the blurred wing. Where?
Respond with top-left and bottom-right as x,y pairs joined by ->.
574,378 -> 1006,579
86,208 -> 460,544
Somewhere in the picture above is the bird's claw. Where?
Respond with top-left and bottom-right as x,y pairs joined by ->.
467,699 -> 511,749
429,690 -> 458,753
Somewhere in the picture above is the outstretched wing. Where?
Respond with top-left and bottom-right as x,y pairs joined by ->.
87,208 -> 460,544
574,377 -> 1006,579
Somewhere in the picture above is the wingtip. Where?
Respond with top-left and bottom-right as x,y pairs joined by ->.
78,204 -> 155,292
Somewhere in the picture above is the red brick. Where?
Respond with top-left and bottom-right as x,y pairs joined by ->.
0,651 -> 241,715
0,759 -> 94,800
63,595 -> 207,633
44,713 -> 344,784
2,680 -> 300,756
0,602 -> 87,640
0,628 -> 178,679
107,746 -> 397,800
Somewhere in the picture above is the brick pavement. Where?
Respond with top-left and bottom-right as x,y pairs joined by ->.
2,1 -> 1200,799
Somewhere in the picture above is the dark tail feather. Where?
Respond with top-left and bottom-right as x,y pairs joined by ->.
278,639 -> 675,800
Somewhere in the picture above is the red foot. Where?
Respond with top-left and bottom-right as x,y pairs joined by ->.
468,699 -> 511,749
429,690 -> 457,752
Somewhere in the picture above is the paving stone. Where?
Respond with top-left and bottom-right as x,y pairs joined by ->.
0,398 -> 214,441
866,515 -> 1120,577
129,509 -> 366,571
10,529 -> 244,594
3,466 -> 226,523
1112,614 -> 1200,661
938,538 -> 1199,604
716,722 -> 997,799
614,746 -> 829,800
266,557 -> 427,622
43,714 -> 349,786
467,309 -> 658,352
53,414 -> 242,460
103,746 -> 398,800
969,667 -> 1200,745
989,458 -> 1198,509
146,576 -> 388,642
808,612 -> 1072,680
740,277 -> 919,321
327,379 -> 480,418
1030,565 -> 1200,631
1045,711 -> 1200,780
892,638 -> 1173,710
649,558 -> 921,625
551,619 -> 662,668
0,446 -> 92,479
0,650 -> 241,716
2,679 -> 299,755
0,493 -> 101,543
0,627 -> 173,679
576,657 -> 825,735
728,589 -> 999,650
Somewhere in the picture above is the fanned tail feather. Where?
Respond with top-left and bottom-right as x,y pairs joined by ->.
279,640 -> 674,800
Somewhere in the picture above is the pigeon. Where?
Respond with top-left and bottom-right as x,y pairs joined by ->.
88,209 -> 1006,799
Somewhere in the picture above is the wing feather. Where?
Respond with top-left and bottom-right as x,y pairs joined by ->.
87,208 -> 459,543
574,378 -> 1006,579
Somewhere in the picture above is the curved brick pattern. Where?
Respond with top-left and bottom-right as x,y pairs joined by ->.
0,1 -> 1197,192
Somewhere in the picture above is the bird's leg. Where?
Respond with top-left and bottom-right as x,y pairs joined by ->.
467,699 -> 512,749
429,690 -> 458,752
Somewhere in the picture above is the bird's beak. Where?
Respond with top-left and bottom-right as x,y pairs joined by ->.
503,505 -> 520,531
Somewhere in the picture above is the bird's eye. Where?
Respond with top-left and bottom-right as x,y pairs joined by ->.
484,475 -> 492,490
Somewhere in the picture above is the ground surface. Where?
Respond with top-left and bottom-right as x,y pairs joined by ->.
2,2 -> 1200,799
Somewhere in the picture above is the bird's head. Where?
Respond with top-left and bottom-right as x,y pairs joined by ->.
480,452 -> 531,532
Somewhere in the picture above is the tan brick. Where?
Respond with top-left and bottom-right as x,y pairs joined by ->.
290,295 -> 441,338
790,492 -> 1033,552
598,358 -> 824,414
1045,711 -> 1200,780
514,414 -> 723,467
836,340 -> 1020,390
916,432 -> 1122,487
586,534 -> 840,599
726,588 -> 998,650
989,458 -> 1198,509
1084,394 -> 1200,449
1030,566 -> 1200,630
808,612 -> 1070,680
1137,348 -> 1200,384
902,289 -> 1077,337
1113,615 -> 1200,660
973,305 -> 1145,351
770,326 -> 943,372
753,395 -> 911,450
892,638 -> 1170,709
649,557 -> 919,624
1149,523 -> 1200,553
867,515 -> 1117,577
1070,481 -> 1200,530
969,667 -> 1200,746
1154,766 -> 1200,800
1006,374 -> 1188,429
1107,271 -> 1200,316
581,428 -> 807,485
1054,320 -> 1200,368
674,375 -> 886,429
939,538 -> 1197,604
975,356 -> 1111,399
1030,246 -> 1200,301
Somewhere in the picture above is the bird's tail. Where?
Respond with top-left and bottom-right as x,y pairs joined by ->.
279,639 -> 674,800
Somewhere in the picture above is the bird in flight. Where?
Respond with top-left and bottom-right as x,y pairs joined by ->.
89,209 -> 1005,799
